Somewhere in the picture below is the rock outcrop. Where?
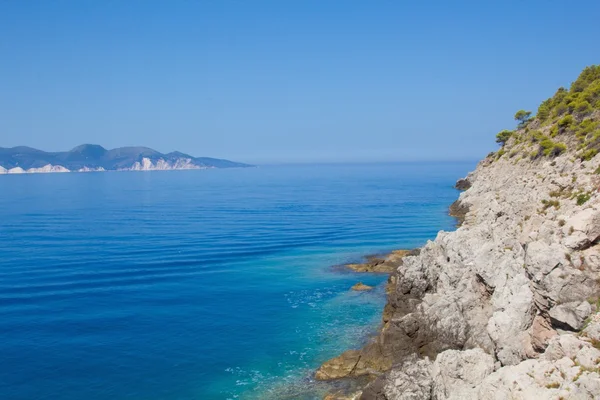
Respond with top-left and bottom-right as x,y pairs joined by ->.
344,250 -> 417,273
352,283 -> 374,291
318,66 -> 600,399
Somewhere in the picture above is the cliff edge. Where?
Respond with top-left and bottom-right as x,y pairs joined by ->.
320,66 -> 600,399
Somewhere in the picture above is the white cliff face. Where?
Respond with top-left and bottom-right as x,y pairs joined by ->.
127,157 -> 205,171
7,167 -> 26,174
26,164 -> 70,173
78,166 -> 106,172
0,164 -> 70,174
360,147 -> 600,399
0,158 -> 212,175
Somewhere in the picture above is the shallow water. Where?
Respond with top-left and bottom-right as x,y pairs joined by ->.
0,162 -> 474,399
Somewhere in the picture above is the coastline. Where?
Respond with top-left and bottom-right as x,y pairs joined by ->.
2,162 -> 467,400
313,117 -> 600,398
314,192 -> 463,399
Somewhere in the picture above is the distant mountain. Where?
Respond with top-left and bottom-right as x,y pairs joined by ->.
0,144 -> 252,174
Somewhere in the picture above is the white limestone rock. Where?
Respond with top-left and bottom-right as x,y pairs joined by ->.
431,348 -> 495,399
26,164 -> 70,173
78,166 -> 106,172
548,301 -> 592,331
128,157 -> 204,171
361,146 -> 600,399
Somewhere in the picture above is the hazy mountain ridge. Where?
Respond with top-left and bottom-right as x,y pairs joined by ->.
0,144 -> 251,173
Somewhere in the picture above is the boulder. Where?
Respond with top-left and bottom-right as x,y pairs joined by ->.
549,301 -> 592,331
431,348 -> 495,400
361,356 -> 433,400
455,178 -> 472,191
567,208 -> 600,244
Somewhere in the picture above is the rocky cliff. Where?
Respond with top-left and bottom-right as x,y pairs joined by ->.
319,66 -> 600,399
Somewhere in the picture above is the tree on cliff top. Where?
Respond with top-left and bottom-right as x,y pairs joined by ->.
514,110 -> 532,127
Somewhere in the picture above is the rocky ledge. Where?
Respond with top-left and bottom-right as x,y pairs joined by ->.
344,250 -> 418,274
317,66 -> 600,399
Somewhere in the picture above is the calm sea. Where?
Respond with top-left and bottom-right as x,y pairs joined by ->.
0,162 -> 474,399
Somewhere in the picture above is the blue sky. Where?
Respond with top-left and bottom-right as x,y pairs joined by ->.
1,1 -> 599,164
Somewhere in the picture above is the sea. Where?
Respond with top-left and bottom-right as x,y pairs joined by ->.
0,162 -> 475,400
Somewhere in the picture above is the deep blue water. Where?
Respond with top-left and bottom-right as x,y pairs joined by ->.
0,162 -> 474,400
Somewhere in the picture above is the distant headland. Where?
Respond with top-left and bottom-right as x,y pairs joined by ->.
0,144 -> 252,174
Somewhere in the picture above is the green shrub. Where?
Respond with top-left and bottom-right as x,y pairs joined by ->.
577,193 -> 592,205
539,139 -> 567,157
495,130 -> 513,146
572,65 -> 600,93
554,102 -> 568,116
574,100 -> 593,115
581,148 -> 598,161
550,142 -> 567,156
539,139 -> 554,153
537,102 -> 550,121
575,119 -> 599,140
530,149 -> 540,158
558,115 -> 574,128
549,186 -> 573,199
531,130 -> 545,142
541,199 -> 561,210
587,131 -> 600,147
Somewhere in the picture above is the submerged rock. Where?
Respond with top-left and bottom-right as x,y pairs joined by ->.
315,350 -> 363,380
324,391 -> 362,400
351,282 -> 374,291
315,346 -> 391,382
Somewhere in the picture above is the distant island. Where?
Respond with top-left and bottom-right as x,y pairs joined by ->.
0,144 -> 252,174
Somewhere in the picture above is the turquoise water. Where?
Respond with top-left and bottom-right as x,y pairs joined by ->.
0,162 -> 474,399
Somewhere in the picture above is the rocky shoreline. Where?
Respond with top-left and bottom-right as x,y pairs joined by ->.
314,67 -> 600,399
317,152 -> 600,399
315,248 -> 423,395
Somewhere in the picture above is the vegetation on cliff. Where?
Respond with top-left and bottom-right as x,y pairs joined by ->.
495,65 -> 600,161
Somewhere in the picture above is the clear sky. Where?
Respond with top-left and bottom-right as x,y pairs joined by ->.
1,1 -> 599,164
